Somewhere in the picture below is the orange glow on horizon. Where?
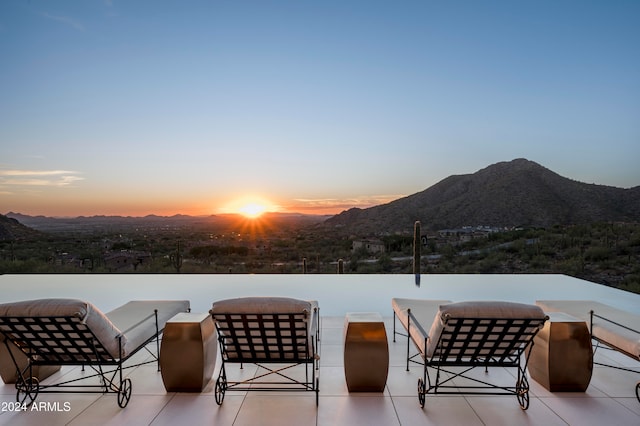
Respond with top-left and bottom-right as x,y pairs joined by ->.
6,192 -> 397,218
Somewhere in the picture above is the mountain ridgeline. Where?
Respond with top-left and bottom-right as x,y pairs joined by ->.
2,159 -> 639,240
324,159 -> 640,234
0,215 -> 43,241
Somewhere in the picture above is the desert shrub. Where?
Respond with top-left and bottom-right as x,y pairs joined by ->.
530,255 -> 549,270
619,274 -> 640,293
584,246 -> 612,262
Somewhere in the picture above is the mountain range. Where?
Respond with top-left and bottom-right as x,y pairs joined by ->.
323,158 -> 640,235
1,211 -> 329,236
3,158 -> 640,239
0,214 -> 44,241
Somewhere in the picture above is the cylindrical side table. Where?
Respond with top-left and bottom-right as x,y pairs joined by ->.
343,312 -> 389,392
528,312 -> 593,392
0,337 -> 61,384
160,312 -> 217,392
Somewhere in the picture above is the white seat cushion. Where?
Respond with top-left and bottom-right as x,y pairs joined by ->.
391,298 -> 452,356
536,300 -> 640,360
106,300 -> 190,357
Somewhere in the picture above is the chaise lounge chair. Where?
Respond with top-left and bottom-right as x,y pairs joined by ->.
0,298 -> 189,407
210,297 -> 320,405
392,298 -> 547,409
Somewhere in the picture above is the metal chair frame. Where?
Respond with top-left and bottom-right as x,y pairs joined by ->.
0,310 -> 160,408
211,309 -> 320,406
394,308 -> 546,410
589,310 -> 640,402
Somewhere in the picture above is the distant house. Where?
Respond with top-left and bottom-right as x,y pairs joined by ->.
438,228 -> 472,239
53,252 -> 83,268
352,239 -> 386,254
437,226 -> 502,244
104,251 -> 151,271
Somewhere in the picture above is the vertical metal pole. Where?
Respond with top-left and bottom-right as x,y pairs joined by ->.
154,309 -> 160,371
406,309 -> 411,371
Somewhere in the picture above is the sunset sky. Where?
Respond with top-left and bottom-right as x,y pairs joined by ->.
1,1 -> 639,217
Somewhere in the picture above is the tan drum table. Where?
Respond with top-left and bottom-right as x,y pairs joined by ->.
0,337 -> 60,384
529,312 -> 593,392
160,312 -> 217,392
343,312 -> 389,392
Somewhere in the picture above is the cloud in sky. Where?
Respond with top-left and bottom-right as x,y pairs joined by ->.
41,12 -> 85,31
291,195 -> 404,213
0,170 -> 84,187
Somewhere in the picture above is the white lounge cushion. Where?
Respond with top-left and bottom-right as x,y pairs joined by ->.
211,297 -> 315,315
437,300 -> 546,319
105,300 -> 190,358
392,298 -> 452,356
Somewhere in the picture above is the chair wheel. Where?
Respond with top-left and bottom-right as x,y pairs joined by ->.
117,378 -> 132,408
16,376 -> 39,407
417,378 -> 426,408
516,376 -> 530,410
214,376 -> 226,405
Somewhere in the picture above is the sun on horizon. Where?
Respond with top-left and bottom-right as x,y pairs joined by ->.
221,196 -> 279,219
238,202 -> 267,218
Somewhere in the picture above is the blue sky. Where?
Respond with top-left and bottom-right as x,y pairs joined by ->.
1,0 -> 638,217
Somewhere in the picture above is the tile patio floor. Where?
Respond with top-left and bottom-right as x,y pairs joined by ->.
1,315 -> 639,426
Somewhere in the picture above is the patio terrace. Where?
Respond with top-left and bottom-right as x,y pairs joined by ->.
0,273 -> 639,425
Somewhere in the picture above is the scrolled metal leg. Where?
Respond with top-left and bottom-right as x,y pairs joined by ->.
417,378 -> 426,408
